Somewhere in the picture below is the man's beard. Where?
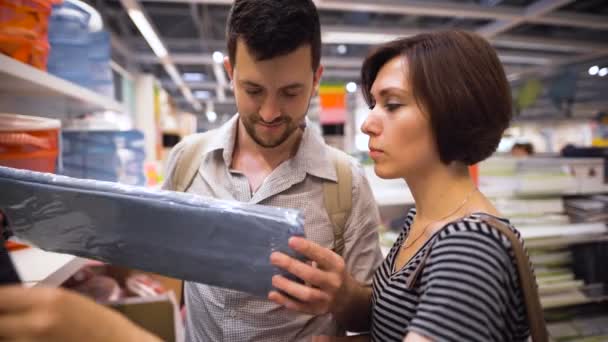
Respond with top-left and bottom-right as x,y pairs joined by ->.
241,108 -> 308,148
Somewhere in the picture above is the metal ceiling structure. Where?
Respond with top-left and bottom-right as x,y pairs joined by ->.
93,0 -> 607,120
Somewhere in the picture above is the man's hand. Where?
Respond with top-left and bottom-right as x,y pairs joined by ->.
0,286 -> 161,342
268,236 -> 354,316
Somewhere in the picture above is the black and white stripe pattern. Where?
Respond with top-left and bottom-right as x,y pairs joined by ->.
371,209 -> 530,342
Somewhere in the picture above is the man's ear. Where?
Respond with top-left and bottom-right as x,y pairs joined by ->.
224,56 -> 234,81
312,65 -> 324,94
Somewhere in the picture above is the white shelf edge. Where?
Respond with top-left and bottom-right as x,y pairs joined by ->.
0,54 -> 124,113
10,247 -> 88,287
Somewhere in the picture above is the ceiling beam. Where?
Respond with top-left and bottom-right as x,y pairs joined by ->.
476,0 -> 575,38
507,49 -> 608,81
137,53 -> 367,68
138,0 -> 608,31
322,25 -> 604,53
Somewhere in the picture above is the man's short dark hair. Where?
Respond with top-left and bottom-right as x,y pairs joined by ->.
361,30 -> 512,166
226,0 -> 321,71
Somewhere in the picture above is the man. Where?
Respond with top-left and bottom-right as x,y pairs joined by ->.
163,0 -> 382,341
0,0 -> 382,340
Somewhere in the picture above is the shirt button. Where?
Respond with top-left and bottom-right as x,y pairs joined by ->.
229,310 -> 237,318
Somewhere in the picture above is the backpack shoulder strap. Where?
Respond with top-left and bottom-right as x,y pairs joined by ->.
476,214 -> 549,342
323,147 -> 353,256
170,130 -> 216,192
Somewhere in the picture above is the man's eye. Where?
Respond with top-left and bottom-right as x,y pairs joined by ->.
246,89 -> 262,95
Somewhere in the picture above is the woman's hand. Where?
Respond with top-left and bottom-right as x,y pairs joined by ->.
268,236 -> 354,315
0,286 -> 161,342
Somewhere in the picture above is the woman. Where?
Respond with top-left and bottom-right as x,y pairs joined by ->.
268,30 -> 531,341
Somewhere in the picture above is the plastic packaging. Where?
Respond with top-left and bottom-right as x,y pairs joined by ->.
0,166 -> 306,297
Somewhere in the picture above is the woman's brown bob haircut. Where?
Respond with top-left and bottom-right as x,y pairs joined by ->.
361,30 -> 512,166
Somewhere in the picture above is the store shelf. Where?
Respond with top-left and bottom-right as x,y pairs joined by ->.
0,54 -> 124,115
9,247 -> 88,287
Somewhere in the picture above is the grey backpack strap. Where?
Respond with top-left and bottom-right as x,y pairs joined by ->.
322,147 -> 353,256
170,131 -> 215,192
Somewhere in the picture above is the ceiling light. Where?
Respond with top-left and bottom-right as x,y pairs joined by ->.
206,111 -> 218,123
212,51 -> 224,64
324,31 -> 397,45
183,72 -> 205,82
346,82 -> 357,93
126,9 -> 167,59
163,63 -> 183,87
194,90 -> 211,99
599,68 -> 608,77
589,65 -> 599,76
337,44 -> 347,54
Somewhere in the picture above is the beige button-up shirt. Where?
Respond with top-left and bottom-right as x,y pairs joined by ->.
163,114 -> 383,342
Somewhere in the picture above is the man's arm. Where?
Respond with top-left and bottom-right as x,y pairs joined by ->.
269,162 -> 383,332
268,237 -> 373,331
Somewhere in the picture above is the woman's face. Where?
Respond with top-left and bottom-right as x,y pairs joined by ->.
361,56 -> 440,179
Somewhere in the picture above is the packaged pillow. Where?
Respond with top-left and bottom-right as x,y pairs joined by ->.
0,166 -> 305,297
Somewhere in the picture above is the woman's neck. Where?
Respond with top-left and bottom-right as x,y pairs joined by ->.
406,163 -> 478,222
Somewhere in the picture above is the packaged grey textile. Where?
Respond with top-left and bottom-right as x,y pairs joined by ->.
0,166 -> 305,297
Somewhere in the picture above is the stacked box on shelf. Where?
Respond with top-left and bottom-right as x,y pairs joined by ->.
47,0 -> 113,96
88,30 -> 113,98
62,130 -> 146,185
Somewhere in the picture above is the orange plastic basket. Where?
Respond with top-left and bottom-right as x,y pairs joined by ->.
0,34 -> 48,69
0,0 -> 53,40
0,113 -> 60,173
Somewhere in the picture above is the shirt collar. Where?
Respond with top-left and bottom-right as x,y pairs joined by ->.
204,114 -> 337,182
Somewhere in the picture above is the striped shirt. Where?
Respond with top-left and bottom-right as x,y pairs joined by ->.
371,209 -> 530,342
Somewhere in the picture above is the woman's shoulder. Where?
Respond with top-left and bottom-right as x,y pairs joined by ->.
433,212 -> 524,257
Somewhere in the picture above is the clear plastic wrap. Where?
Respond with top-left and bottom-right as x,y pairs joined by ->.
0,166 -> 305,297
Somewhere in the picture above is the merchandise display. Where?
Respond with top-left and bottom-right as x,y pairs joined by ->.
47,0 -> 113,96
0,166 -> 306,297
62,130 -> 146,185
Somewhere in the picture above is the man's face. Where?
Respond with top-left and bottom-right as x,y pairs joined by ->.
225,40 -> 323,148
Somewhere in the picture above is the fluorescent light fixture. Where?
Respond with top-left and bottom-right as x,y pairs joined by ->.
181,85 -> 194,102
589,65 -> 599,76
121,0 -> 200,112
212,51 -> 224,64
194,90 -> 211,99
127,9 -> 168,59
323,31 -> 398,45
346,82 -> 357,93
599,67 -> 608,77
206,111 -> 218,123
163,63 -> 184,87
183,72 -> 205,82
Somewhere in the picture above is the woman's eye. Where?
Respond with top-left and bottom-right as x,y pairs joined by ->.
385,103 -> 402,111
